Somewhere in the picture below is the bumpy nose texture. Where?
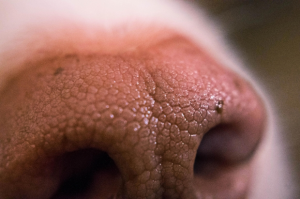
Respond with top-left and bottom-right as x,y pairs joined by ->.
0,37 -> 265,199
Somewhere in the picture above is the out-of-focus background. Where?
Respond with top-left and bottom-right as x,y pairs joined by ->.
195,0 -> 299,196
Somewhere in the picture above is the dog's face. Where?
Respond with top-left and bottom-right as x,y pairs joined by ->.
0,1 -> 294,199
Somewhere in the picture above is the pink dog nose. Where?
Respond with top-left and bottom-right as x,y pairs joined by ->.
0,35 -> 265,199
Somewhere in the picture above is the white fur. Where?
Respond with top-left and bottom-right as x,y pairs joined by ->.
0,0 -> 295,198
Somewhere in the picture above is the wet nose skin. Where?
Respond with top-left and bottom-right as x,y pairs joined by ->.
0,36 -> 265,199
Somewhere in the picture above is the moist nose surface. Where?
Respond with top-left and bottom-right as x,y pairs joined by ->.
0,38 -> 265,199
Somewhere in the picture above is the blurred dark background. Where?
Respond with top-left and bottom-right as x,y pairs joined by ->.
195,0 -> 300,196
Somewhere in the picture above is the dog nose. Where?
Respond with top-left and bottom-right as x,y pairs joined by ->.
0,35 -> 266,199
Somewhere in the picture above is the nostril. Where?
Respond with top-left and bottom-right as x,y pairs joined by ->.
194,122 -> 261,175
52,148 -> 121,199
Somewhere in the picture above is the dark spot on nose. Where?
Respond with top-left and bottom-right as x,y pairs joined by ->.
215,100 -> 224,114
54,67 -> 64,76
234,79 -> 243,92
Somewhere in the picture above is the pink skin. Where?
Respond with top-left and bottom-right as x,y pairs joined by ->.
0,34 -> 265,198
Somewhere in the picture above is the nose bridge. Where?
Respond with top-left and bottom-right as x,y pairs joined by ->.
84,51 -> 204,198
